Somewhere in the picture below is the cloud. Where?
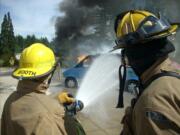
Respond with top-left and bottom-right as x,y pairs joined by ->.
0,0 -> 64,40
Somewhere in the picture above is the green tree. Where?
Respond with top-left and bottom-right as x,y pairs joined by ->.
15,35 -> 25,53
14,34 -> 52,52
24,35 -> 38,48
7,12 -> 15,54
40,37 -> 49,45
0,33 -> 2,54
0,14 -> 9,54
40,37 -> 55,50
0,12 -> 15,66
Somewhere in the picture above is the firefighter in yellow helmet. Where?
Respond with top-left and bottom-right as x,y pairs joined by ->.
1,43 -> 83,135
114,10 -> 180,135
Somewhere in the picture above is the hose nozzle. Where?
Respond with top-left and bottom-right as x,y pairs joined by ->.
65,100 -> 84,116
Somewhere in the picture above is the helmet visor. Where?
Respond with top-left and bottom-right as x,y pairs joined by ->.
137,15 -> 171,37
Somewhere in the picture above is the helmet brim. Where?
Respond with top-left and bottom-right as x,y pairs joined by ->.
12,66 -> 55,80
150,23 -> 179,39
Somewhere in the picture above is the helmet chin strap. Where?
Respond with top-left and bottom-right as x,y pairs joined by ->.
47,63 -> 58,86
116,49 -> 127,108
31,61 -> 59,88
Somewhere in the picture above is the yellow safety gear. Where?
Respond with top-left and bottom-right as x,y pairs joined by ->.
12,43 -> 56,79
114,10 -> 179,48
116,10 -> 155,37
58,92 -> 75,104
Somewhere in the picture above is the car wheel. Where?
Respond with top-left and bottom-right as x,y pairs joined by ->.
125,80 -> 139,94
65,77 -> 78,88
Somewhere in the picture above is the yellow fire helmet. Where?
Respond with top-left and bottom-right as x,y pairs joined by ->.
12,43 -> 56,79
114,10 -> 180,49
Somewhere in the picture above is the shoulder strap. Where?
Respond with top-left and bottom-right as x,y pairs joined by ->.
131,71 -> 180,108
131,70 -> 180,107
143,71 -> 180,89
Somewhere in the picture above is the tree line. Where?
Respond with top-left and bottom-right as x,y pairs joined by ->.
0,12 -> 53,66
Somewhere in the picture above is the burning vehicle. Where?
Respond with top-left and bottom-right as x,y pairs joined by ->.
63,54 -> 139,93
63,55 -> 96,88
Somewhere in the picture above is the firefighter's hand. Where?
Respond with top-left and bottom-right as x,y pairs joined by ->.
58,92 -> 75,105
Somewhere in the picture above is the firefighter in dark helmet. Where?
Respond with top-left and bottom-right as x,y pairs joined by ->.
114,10 -> 180,135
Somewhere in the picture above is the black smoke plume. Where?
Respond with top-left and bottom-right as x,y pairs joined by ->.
54,0 -> 180,66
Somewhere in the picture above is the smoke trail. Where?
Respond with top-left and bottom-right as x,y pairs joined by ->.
55,0 -> 180,65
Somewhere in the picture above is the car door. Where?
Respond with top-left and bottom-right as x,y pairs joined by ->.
74,57 -> 90,79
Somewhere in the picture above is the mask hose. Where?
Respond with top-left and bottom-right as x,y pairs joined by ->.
116,50 -> 127,108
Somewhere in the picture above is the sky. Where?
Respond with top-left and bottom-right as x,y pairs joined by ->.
0,0 -> 63,41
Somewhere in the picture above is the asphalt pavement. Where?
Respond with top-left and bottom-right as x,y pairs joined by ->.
0,68 -> 14,76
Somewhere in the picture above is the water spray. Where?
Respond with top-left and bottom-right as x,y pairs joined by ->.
76,54 -> 121,108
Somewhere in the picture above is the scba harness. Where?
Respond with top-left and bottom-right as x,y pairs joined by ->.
131,70 -> 180,108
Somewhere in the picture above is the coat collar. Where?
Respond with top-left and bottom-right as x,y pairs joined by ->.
17,80 -> 49,94
140,57 -> 174,85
